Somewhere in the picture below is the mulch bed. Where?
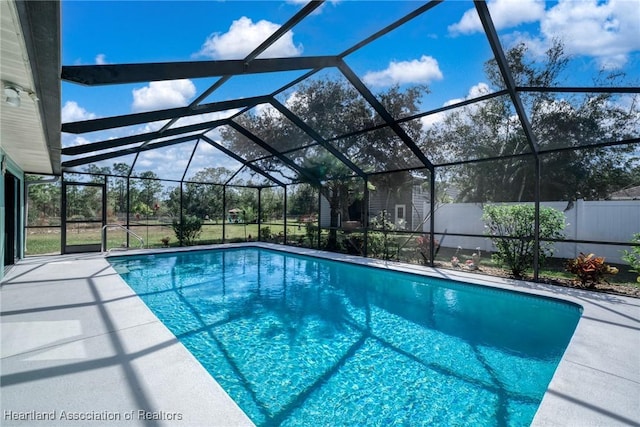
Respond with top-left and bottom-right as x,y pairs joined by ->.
535,276 -> 640,298
434,262 -> 640,298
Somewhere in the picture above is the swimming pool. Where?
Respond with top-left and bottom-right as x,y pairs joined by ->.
109,247 -> 581,426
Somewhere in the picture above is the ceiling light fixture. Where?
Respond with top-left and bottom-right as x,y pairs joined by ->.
3,82 -> 23,108
2,82 -> 37,108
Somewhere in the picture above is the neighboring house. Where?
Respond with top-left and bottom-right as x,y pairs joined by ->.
368,181 -> 430,231
609,185 -> 640,200
320,173 -> 431,231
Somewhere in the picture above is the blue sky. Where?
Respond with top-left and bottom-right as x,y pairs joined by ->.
61,0 -> 640,179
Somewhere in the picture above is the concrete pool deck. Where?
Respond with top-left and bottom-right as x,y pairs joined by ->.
1,243 -> 638,426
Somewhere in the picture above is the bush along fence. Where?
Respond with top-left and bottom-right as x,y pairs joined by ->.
428,200 -> 640,264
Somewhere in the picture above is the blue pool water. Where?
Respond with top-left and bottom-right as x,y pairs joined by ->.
109,247 -> 581,426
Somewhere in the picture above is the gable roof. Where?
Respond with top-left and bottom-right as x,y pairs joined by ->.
610,185 -> 640,200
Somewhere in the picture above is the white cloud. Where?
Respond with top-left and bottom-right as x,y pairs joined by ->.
185,140 -> 241,177
136,159 -> 154,169
195,16 -> 303,59
539,0 -> 640,69
284,90 -> 302,109
253,102 -> 280,118
285,0 -> 339,15
61,101 -> 96,123
419,112 -> 445,130
448,0 -> 545,35
467,82 -> 491,99
61,134 -> 92,149
131,80 -> 196,112
363,55 -> 443,87
172,109 -> 241,128
203,127 -> 225,143
95,54 -> 107,65
133,144 -> 198,178
139,120 -> 172,134
421,82 -> 491,129
449,0 -> 640,70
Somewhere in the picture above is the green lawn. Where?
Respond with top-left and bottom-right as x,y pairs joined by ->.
25,220 -> 313,254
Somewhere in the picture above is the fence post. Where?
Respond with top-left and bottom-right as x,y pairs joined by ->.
575,198 -> 585,257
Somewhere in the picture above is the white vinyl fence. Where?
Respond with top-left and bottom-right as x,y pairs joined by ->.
426,200 -> 640,264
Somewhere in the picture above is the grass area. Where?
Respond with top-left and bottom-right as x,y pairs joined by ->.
25,220 -> 312,255
25,229 -> 62,255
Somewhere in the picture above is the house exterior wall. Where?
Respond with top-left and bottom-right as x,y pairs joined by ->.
319,183 -> 431,231
1,148 -> 25,280
411,184 -> 429,232
368,188 -> 413,229
320,195 -> 330,228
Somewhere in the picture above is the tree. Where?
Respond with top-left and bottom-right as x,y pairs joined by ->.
427,40 -> 639,202
85,164 -> 110,183
111,162 -> 130,215
259,187 -> 284,221
185,168 -> 227,219
26,175 -> 61,226
232,187 -> 259,222
288,183 -> 317,217
127,171 -> 162,220
164,168 -> 230,220
483,204 -> 566,278
220,77 -> 430,250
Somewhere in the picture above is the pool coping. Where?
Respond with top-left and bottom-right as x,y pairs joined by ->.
2,242 -> 639,426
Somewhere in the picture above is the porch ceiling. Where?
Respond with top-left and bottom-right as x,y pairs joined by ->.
1,0 -> 60,175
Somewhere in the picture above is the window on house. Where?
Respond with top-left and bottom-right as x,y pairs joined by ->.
395,204 -> 406,229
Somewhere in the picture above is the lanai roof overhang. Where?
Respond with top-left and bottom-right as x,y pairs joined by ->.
1,0 -> 61,175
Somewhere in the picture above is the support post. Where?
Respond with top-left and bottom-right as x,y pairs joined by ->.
317,190 -> 322,249
179,182 -> 183,246
126,177 -> 130,248
533,157 -> 541,281
429,170 -> 436,267
222,186 -> 226,243
283,186 -> 288,245
258,188 -> 262,241
363,178 -> 369,257
102,176 -> 107,247
61,177 -> 67,254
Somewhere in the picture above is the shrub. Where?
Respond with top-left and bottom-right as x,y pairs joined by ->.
565,253 -> 618,287
621,233 -> 640,283
415,234 -> 439,265
305,222 -> 317,246
260,226 -> 271,241
483,204 -> 565,278
132,201 -> 154,218
242,206 -> 256,223
367,231 -> 386,259
368,211 -> 397,260
171,215 -> 202,246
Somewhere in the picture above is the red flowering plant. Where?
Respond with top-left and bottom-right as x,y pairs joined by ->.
565,252 -> 618,288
